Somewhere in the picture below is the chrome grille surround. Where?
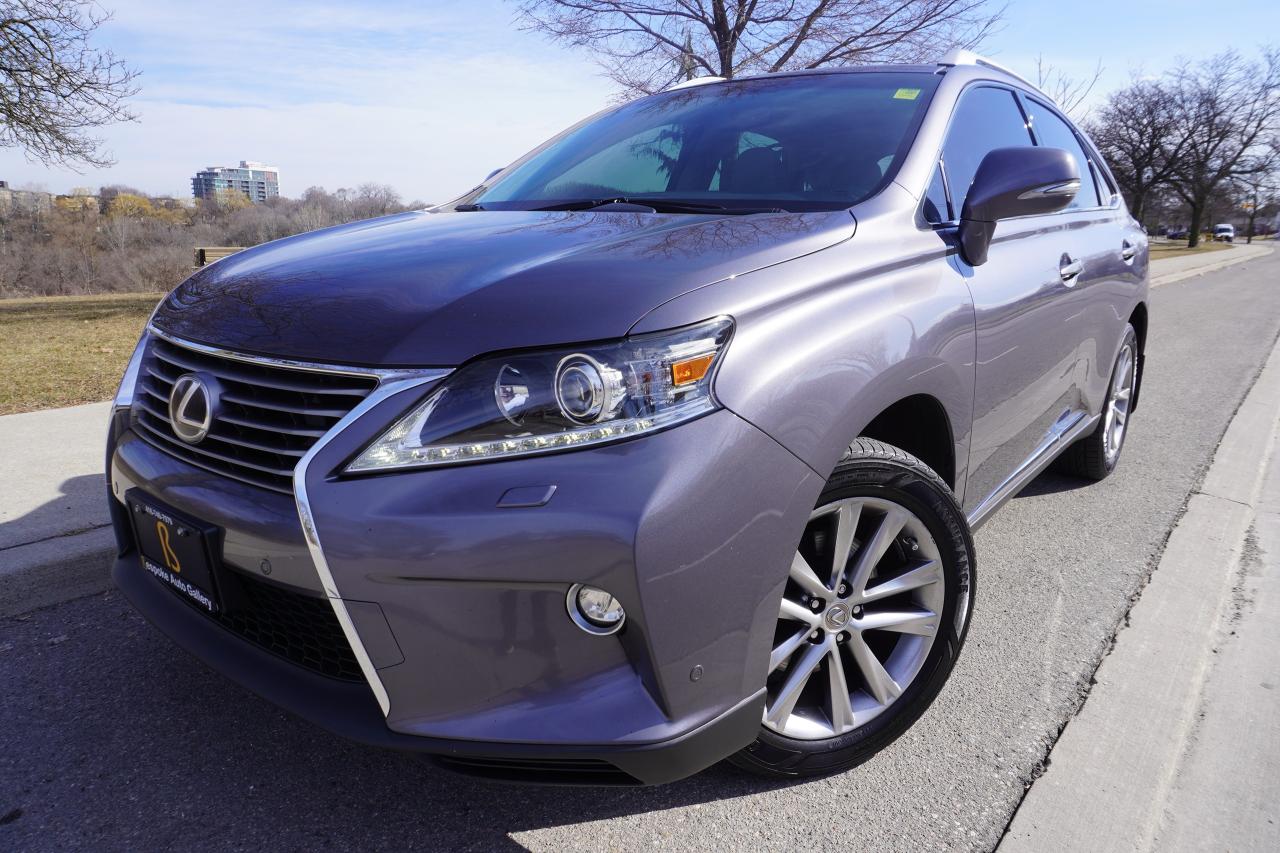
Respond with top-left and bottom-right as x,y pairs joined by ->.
127,325 -> 452,717
131,327 -> 400,493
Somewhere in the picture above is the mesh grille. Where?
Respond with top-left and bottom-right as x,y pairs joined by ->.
131,335 -> 378,494
216,570 -> 365,681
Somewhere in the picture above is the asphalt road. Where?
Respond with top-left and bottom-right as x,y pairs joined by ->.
3,250 -> 1280,852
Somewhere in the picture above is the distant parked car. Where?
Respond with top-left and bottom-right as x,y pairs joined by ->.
1214,224 -> 1235,242
1167,226 -> 1189,240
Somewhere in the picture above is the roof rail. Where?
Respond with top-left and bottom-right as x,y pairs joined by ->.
666,76 -> 726,92
937,49 -> 1055,104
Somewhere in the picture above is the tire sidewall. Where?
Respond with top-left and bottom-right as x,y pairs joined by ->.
1102,324 -> 1139,473
735,451 -> 975,777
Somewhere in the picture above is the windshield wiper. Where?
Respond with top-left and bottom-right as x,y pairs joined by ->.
531,197 -> 784,215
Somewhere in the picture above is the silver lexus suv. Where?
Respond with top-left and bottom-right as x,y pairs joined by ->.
107,50 -> 1147,785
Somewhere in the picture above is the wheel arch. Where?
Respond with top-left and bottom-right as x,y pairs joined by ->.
857,394 -> 956,490
1127,302 -> 1148,411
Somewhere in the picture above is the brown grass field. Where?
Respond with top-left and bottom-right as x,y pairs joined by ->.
1147,239 -> 1234,258
0,293 -> 164,415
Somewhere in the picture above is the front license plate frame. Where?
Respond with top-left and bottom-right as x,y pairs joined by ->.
126,489 -> 223,613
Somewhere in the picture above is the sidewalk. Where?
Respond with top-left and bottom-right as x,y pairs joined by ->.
1000,320 -> 1280,851
0,402 -> 114,616
0,241 -> 1272,618
1150,239 -> 1273,287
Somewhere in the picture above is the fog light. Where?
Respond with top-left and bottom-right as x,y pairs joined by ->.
567,584 -> 626,635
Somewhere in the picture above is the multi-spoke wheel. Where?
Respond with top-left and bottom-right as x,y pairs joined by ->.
1103,340 -> 1135,466
765,497 -> 944,739
1056,323 -> 1140,481
732,438 -> 975,779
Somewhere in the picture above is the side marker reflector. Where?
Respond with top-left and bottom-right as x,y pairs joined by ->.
671,353 -> 715,386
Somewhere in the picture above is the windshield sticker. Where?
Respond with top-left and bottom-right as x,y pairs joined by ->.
893,88 -> 922,100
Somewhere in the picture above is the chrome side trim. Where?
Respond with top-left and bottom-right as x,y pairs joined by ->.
294,370 -> 451,716
147,324 -> 439,380
967,411 -> 1100,530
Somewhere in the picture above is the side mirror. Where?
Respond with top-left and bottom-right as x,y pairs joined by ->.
958,147 -> 1079,266
484,167 -> 503,183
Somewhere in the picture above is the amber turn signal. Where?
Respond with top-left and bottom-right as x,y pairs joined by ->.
671,352 -> 716,386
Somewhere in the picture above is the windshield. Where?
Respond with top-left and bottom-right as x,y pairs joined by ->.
472,72 -> 938,213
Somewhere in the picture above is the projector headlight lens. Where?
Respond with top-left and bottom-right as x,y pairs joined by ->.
346,316 -> 733,472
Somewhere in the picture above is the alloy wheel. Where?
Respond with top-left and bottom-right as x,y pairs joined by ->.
764,497 -> 945,740
1104,343 -> 1135,465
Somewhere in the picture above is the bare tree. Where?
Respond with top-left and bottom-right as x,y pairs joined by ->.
1034,55 -> 1102,119
514,0 -> 1003,97
1085,77 -> 1184,225
1234,143 -> 1279,243
0,0 -> 138,167
1166,48 -> 1280,247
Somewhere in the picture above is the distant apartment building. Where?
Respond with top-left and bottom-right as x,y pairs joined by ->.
0,181 -> 55,216
191,161 -> 280,203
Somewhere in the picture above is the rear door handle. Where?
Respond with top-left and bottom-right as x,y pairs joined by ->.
1121,241 -> 1138,261
1059,257 -> 1083,283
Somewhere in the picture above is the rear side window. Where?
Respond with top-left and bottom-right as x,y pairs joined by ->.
1025,99 -> 1101,208
937,86 -> 1034,217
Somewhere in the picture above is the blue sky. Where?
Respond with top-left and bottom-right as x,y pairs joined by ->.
1,0 -> 1275,202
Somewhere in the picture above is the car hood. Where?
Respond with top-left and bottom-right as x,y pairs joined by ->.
151,208 -> 855,366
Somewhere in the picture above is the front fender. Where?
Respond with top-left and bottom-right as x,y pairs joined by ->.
632,200 -> 976,502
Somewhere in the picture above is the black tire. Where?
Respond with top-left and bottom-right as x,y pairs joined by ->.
1054,324 -> 1138,481
729,438 -> 975,779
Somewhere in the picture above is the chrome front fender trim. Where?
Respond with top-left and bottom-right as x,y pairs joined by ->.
293,369 -> 451,716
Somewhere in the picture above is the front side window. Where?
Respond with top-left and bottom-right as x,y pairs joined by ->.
475,73 -> 940,213
935,86 -> 1035,218
922,166 -> 950,223
1025,99 -> 1102,208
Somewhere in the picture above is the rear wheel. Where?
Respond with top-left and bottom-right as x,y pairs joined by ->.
731,439 -> 975,779
1055,324 -> 1138,481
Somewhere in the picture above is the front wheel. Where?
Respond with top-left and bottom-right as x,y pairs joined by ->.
730,439 -> 975,779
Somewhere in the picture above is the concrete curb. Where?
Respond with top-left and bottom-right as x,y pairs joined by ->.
0,526 -> 116,618
999,314 -> 1280,850
1151,242 -> 1274,287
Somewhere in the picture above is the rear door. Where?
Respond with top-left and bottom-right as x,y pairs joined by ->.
1021,96 -> 1146,421
928,85 -> 1094,515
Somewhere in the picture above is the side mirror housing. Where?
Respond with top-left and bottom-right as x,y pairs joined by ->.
958,147 -> 1079,266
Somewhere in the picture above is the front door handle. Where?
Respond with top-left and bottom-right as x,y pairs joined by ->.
1059,256 -> 1083,283
1121,241 -> 1138,261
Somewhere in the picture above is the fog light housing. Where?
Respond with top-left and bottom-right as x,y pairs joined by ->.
567,584 -> 626,635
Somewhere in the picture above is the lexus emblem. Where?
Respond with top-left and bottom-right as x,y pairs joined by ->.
168,373 -> 218,444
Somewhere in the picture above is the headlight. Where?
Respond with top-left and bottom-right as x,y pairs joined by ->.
346,316 -> 733,472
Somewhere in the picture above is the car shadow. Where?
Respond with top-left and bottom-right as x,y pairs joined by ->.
1012,468 -> 1091,499
0,590 -> 807,850
0,474 -> 110,551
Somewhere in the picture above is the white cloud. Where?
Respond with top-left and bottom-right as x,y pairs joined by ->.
0,0 -> 614,201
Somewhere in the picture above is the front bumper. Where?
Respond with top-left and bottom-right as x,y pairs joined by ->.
112,550 -> 763,785
108,396 -> 823,784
